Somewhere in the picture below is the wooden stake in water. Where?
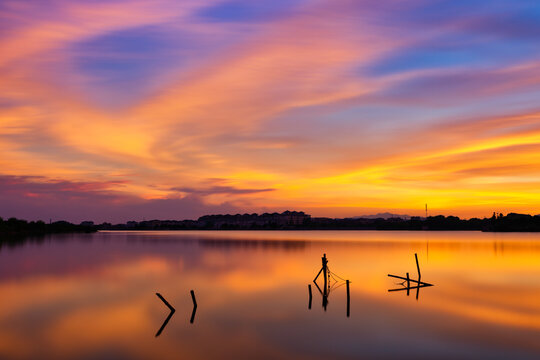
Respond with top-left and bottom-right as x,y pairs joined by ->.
308,284 -> 312,309
190,290 -> 197,324
155,293 -> 175,337
190,290 -> 197,308
415,253 -> 421,282
322,254 -> 328,294
346,280 -> 350,318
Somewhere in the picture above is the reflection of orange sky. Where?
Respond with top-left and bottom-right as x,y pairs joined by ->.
1,232 -> 540,358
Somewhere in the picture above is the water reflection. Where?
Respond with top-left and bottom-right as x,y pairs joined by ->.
0,231 -> 540,359
311,253 -> 351,315
387,253 -> 434,300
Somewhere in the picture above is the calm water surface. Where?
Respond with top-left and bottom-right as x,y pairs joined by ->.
1,230 -> 539,359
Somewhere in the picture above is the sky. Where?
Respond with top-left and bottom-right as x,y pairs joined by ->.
1,0 -> 540,223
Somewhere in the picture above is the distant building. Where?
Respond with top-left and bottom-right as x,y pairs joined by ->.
197,211 -> 311,229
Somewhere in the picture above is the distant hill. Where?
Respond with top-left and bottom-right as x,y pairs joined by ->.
349,212 -> 412,220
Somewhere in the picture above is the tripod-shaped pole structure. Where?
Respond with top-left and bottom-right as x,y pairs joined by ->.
313,253 -> 329,310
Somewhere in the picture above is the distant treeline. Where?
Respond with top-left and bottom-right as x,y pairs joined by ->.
306,213 -> 540,232
3,212 -> 540,235
0,217 -> 96,236
99,212 -> 540,232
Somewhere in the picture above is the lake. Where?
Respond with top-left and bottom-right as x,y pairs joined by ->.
1,230 -> 539,359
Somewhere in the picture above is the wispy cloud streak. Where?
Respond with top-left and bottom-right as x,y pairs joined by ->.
1,0 -> 539,219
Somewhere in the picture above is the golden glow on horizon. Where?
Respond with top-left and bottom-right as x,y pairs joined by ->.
1,0 -> 540,220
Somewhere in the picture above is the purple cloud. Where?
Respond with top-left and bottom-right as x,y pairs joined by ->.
0,175 -> 238,223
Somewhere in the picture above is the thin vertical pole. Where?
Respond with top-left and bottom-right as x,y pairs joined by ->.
406,272 -> 410,296
190,290 -> 197,324
346,280 -> 350,317
308,284 -> 312,309
322,254 -> 328,312
415,253 -> 421,282
322,254 -> 327,294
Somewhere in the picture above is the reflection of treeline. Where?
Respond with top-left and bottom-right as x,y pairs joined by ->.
198,238 -> 306,250
0,217 -> 96,236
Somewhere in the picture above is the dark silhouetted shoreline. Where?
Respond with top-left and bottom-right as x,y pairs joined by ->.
0,217 -> 96,237
3,211 -> 540,236
98,211 -> 540,232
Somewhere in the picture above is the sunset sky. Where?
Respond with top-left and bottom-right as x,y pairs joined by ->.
1,0 -> 540,223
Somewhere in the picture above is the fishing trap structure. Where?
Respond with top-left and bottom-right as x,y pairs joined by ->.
309,253 -> 351,317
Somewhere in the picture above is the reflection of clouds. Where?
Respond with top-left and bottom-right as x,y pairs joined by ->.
0,231 -> 540,358
198,238 -> 306,250
425,280 -> 540,330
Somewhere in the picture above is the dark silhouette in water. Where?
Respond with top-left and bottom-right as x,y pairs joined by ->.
311,254 -> 350,316
0,217 -> 95,237
155,293 -> 175,337
346,280 -> 350,317
190,290 -> 197,324
388,253 -> 433,300
155,290 -> 198,335
388,283 -> 431,300
308,284 -> 312,309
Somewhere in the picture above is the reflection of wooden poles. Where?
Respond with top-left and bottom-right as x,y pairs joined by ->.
313,267 -> 323,283
308,284 -> 312,309
155,293 -> 176,337
190,306 -> 197,324
406,272 -> 410,296
311,254 -> 351,317
387,253 -> 432,286
313,253 -> 329,310
312,280 -> 328,311
387,274 -> 433,286
156,308 -> 175,337
387,253 -> 433,301
322,254 -> 328,294
190,290 -> 197,324
322,254 -> 329,311
346,280 -> 350,317
388,283 -> 431,292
